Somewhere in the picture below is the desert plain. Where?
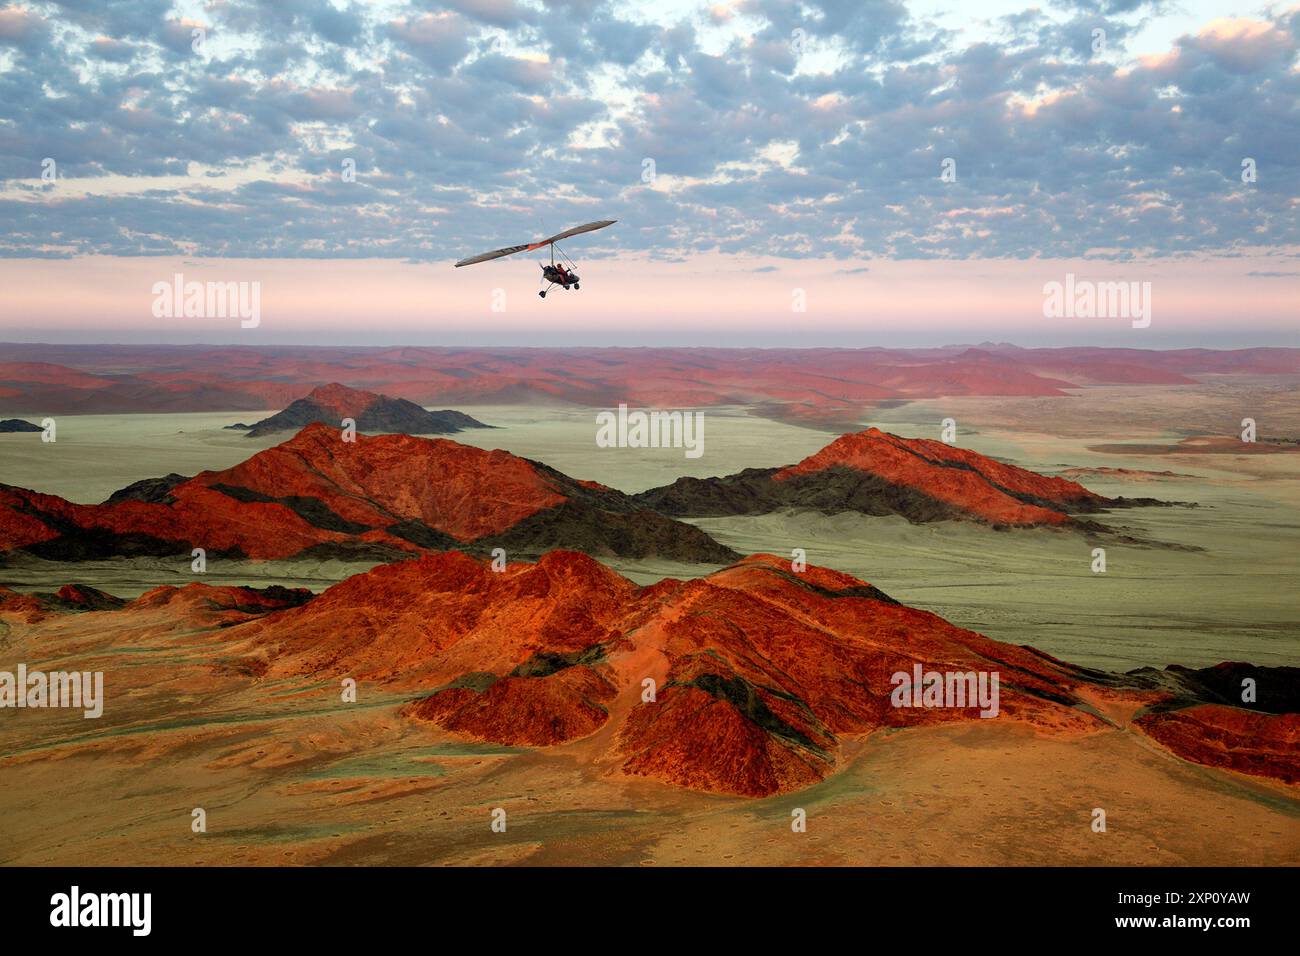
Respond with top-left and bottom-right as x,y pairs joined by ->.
1,375 -> 1298,865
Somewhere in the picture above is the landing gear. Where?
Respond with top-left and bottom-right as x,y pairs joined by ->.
574,283 -> 579,290
536,249 -> 581,298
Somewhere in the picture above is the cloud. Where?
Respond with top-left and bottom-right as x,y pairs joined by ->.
86,37 -> 139,62
387,12 -> 474,71
0,6 -> 49,50
441,0 -> 536,29
0,0 -> 1295,264
1188,17 -> 1294,72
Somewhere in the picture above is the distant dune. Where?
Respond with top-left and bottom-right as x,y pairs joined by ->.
1089,435 -> 1300,456
2,344 -> 1296,423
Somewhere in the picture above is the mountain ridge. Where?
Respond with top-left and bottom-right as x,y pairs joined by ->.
0,424 -> 735,564
635,427 -> 1173,528
10,549 -> 1283,797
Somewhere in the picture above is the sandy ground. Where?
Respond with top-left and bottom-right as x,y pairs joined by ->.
1,643 -> 1295,867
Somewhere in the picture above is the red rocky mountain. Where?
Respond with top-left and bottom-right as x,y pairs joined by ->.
225,551 -> 1294,796
636,427 -> 1165,528
0,424 -> 734,563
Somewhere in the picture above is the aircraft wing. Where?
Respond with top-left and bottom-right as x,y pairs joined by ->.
534,220 -> 617,246
454,220 -> 616,267
453,243 -> 532,268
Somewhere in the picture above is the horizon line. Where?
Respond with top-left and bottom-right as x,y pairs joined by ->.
3,340 -> 1299,353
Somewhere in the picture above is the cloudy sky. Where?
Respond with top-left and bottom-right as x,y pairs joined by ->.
0,0 -> 1296,346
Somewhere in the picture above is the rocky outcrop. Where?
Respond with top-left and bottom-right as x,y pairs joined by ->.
0,419 -> 43,433
241,382 -> 487,437
234,551 -> 1119,796
637,427 -> 1172,528
12,554 -> 1291,796
1,424 -> 735,564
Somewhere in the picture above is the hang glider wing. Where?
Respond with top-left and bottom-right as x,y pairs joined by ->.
532,220 -> 617,248
453,243 -> 531,268
454,220 -> 616,267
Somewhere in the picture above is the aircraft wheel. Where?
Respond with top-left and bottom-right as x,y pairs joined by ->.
574,283 -> 580,290
539,290 -> 546,298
